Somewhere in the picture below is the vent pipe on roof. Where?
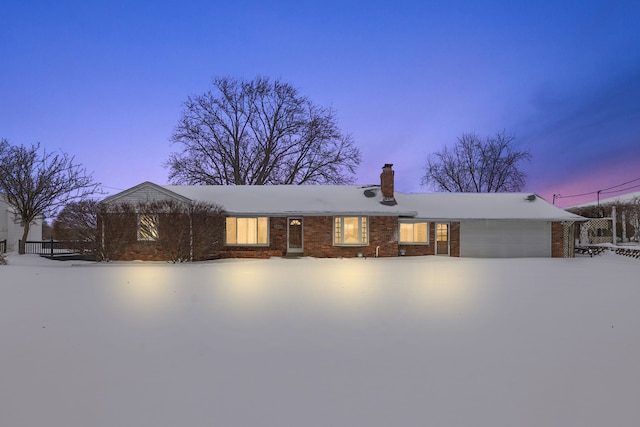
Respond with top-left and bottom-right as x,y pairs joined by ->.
380,164 -> 397,206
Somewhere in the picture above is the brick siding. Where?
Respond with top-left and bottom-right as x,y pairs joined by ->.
450,222 -> 460,257
551,222 -> 565,258
214,217 -> 287,259
303,216 -> 398,258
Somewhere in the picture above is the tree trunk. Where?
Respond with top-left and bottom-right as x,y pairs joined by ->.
19,222 -> 30,255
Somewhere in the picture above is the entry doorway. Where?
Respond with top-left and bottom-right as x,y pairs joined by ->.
436,223 -> 449,255
287,217 -> 303,254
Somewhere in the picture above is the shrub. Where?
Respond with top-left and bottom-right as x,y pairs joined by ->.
98,200 -> 225,262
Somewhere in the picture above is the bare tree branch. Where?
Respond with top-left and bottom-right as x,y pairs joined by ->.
421,131 -> 531,192
166,76 -> 361,185
0,140 -> 101,254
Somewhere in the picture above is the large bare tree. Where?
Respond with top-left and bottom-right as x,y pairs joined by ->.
0,140 -> 100,254
421,132 -> 531,192
166,76 -> 361,185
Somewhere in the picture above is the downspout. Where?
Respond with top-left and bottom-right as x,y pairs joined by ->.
375,245 -> 380,257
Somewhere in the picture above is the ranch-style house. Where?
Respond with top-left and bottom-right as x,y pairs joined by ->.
98,164 -> 584,261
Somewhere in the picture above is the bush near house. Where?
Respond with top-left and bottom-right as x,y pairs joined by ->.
98,200 -> 225,262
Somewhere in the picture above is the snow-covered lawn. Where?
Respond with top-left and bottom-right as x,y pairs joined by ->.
1,253 -> 639,427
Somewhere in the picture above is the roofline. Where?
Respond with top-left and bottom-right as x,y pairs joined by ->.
101,181 -> 192,205
225,211 -> 419,217
422,217 -> 586,222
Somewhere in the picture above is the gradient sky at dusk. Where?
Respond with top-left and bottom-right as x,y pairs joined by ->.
2,0 -> 639,208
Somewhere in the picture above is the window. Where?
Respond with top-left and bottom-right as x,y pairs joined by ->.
334,216 -> 368,245
436,223 -> 449,242
399,220 -> 429,244
226,217 -> 269,245
138,214 -> 159,241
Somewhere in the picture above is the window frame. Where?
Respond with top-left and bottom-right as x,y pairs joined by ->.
333,216 -> 369,246
225,216 -> 270,246
137,214 -> 159,241
398,219 -> 430,245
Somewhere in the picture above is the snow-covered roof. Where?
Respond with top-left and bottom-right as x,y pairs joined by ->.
160,184 -> 582,221
395,192 -> 584,221
570,191 -> 640,208
101,182 -> 583,221
165,185 -> 417,216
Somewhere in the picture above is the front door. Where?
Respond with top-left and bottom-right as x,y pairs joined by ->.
436,223 -> 449,255
287,217 -> 303,254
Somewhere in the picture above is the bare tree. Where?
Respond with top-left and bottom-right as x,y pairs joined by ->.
421,132 -> 531,192
166,76 -> 361,185
53,200 -> 100,253
0,140 -> 100,254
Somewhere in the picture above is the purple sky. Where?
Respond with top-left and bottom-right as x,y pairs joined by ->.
2,0 -> 639,208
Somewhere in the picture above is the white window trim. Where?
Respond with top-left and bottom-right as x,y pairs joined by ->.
226,216 -> 270,246
334,216 -> 369,246
398,219 -> 430,245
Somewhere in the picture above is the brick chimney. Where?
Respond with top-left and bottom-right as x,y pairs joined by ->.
380,164 -> 397,205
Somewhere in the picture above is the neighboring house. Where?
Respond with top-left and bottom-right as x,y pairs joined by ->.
0,195 -> 43,252
99,164 -> 584,261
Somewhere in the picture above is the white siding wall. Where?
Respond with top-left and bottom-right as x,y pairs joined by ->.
104,184 -> 189,208
0,200 -> 9,242
1,198 -> 43,252
114,187 -> 177,206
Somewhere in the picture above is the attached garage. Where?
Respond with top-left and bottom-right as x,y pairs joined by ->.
460,220 -> 552,258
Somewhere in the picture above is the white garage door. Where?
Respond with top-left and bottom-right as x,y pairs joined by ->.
460,221 -> 551,258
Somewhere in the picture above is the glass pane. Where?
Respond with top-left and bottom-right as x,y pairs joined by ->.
258,217 -> 268,244
399,223 -> 412,242
244,218 -> 257,244
138,214 -> 158,241
334,217 -> 342,243
415,223 -> 428,243
361,217 -> 367,244
343,217 -> 359,244
437,224 -> 448,242
226,217 -> 236,244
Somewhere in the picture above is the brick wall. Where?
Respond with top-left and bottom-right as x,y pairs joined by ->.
303,216 -> 399,257
551,222 -> 565,258
215,217 -> 287,259
99,212 -> 226,261
100,213 -> 465,261
399,222 -> 436,256
398,222 -> 460,257
450,222 -> 460,257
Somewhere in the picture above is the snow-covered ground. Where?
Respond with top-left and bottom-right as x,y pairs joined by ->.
1,253 -> 639,427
